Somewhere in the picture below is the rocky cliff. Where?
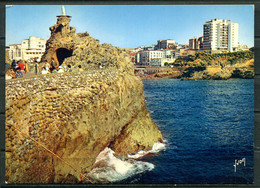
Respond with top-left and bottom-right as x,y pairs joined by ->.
5,14 -> 162,184
152,59 -> 254,80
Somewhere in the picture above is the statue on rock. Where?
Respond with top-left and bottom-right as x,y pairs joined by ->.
41,6 -> 132,73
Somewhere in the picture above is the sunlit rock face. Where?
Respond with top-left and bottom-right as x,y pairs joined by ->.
5,13 -> 162,184
41,14 -> 131,72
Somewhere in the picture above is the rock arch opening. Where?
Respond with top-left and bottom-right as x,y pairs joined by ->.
56,48 -> 73,66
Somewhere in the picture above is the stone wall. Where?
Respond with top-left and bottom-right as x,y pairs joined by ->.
5,69 -> 163,183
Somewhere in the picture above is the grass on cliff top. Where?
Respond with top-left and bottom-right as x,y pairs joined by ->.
173,50 -> 254,68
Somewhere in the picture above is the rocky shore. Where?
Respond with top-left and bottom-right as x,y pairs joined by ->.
151,59 -> 254,80
5,14 -> 162,184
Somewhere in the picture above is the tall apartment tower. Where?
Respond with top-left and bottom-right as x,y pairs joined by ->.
203,18 -> 238,52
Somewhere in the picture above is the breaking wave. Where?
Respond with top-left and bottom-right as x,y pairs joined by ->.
127,141 -> 166,159
87,141 -> 166,183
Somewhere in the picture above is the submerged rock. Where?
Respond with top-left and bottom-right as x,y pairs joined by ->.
5,13 -> 162,183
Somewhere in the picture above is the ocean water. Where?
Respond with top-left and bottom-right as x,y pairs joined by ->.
89,79 -> 254,184
135,79 -> 254,184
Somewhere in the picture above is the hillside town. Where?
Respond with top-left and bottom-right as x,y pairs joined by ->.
5,18 -> 252,79
128,18 -> 250,67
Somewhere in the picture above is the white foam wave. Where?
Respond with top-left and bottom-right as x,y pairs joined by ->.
87,147 -> 154,183
128,141 -> 166,159
87,141 -> 166,183
151,141 -> 167,152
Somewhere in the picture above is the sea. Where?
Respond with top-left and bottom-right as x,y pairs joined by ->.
88,79 -> 254,184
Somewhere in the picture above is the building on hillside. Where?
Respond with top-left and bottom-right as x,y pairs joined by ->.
176,44 -> 189,49
203,18 -> 238,52
143,46 -> 155,51
155,39 -> 176,50
150,58 -> 176,67
198,36 -> 204,49
9,44 -> 22,60
129,52 -> 137,64
189,36 -> 204,50
8,36 -> 46,62
136,50 -> 164,66
5,46 -> 10,63
164,49 -> 175,59
175,48 -> 196,59
237,43 -> 249,51
189,37 -> 196,49
136,49 -> 176,66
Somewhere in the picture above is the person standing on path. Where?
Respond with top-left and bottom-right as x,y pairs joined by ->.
24,61 -> 29,74
18,60 -> 25,76
35,61 -> 39,75
11,60 -> 18,70
44,61 -> 51,72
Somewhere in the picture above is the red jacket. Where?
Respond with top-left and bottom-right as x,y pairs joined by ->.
18,62 -> 25,70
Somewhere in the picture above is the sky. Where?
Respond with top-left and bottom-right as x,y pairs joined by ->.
6,5 -> 254,48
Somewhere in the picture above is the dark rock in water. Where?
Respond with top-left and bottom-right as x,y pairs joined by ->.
5,12 -> 162,184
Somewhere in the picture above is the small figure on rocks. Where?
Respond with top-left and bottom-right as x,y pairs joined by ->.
41,67 -> 49,74
15,67 -> 23,78
57,66 -> 64,73
51,69 -> 57,73
98,63 -> 103,69
35,61 -> 39,75
11,69 -> 16,79
51,58 -> 58,69
67,65 -> 72,72
44,61 -> 51,72
18,60 -> 25,76
24,61 -> 29,74
11,60 -> 18,70
5,68 -> 12,80
78,65 -> 84,72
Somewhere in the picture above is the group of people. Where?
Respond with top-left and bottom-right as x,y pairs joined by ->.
5,58 -> 104,80
5,60 -> 29,79
38,62 -> 73,74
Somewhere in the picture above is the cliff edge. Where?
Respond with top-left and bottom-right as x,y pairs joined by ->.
5,14 -> 162,183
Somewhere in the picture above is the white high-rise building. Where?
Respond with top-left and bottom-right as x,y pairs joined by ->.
203,18 -> 238,52
9,36 -> 46,62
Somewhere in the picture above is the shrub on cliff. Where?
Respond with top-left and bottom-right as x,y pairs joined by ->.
188,51 -> 254,67
243,71 -> 254,79
182,66 -> 206,78
232,69 -> 244,78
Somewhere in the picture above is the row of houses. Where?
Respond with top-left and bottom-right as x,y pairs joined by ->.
130,18 -> 250,67
128,39 -> 195,67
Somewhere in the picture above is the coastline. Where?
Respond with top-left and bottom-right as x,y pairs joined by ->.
136,59 -> 254,80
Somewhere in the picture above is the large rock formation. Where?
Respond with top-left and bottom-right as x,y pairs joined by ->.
5,14 -> 162,183
41,14 -> 127,72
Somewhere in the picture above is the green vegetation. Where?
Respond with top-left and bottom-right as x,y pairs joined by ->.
158,50 -> 254,80
186,50 -> 254,67
166,51 -> 254,68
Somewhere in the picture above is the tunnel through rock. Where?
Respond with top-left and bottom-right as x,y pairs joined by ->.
56,48 -> 73,66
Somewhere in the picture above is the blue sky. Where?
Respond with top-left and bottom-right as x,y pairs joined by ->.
6,5 -> 254,48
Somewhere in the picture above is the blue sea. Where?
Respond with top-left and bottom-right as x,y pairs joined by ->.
126,79 -> 254,184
